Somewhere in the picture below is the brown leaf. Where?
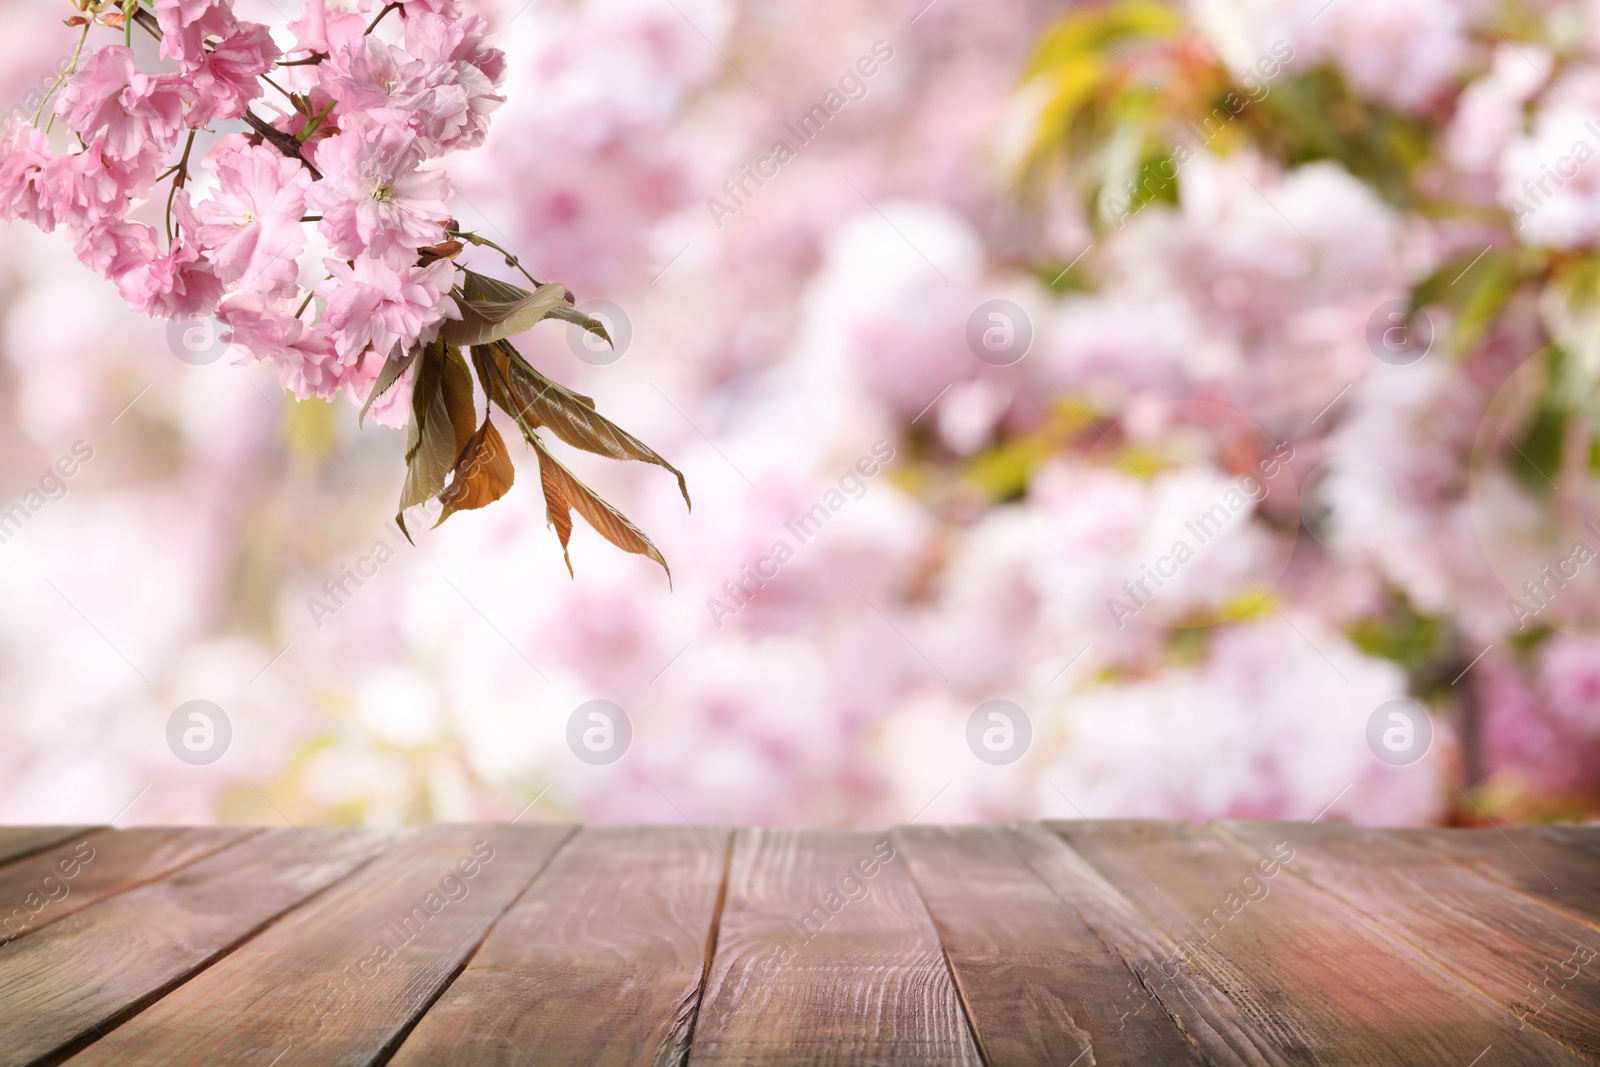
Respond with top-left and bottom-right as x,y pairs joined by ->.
435,417 -> 515,526
396,338 -> 475,541
529,433 -> 670,583
418,239 -> 465,264
440,282 -> 569,348
480,338 -> 690,509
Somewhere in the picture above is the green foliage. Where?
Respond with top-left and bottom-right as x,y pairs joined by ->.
1348,603 -> 1460,698
1003,0 -> 1185,216
1349,605 -> 1450,667
1245,68 -> 1431,208
962,435 -> 1056,503
1408,247 -> 1517,358
1500,345 -> 1600,497
1513,393 -> 1568,495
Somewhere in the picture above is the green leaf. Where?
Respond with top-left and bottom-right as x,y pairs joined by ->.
1408,248 -> 1515,357
528,432 -> 671,583
461,270 -> 613,348
1003,0 -> 1182,186
359,346 -> 418,427
396,338 -> 475,541
441,282 -> 569,348
1513,396 -> 1567,496
547,303 -> 614,347
1250,68 -> 1430,209
476,338 -> 690,509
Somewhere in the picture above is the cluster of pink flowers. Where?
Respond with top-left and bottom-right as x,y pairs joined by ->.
0,0 -> 509,422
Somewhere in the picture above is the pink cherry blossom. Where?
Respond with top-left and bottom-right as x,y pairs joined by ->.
71,219 -> 151,278
402,13 -> 506,150
46,137 -> 128,234
55,48 -> 189,164
219,296 -> 349,399
71,213 -> 221,320
192,138 -> 313,300
317,36 -> 433,133
0,123 -> 59,232
307,127 -> 452,264
185,22 -> 279,127
315,255 -> 458,362
1537,635 -> 1600,744
319,25 -> 500,155
153,0 -> 237,66
119,239 -> 224,319
290,0 -> 330,55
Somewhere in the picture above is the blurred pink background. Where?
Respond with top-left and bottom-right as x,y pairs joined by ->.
1,0 -> 1598,829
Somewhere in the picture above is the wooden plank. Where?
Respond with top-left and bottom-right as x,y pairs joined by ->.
690,828 -> 982,1066
1398,826 -> 1600,930
62,824 -> 575,1067
388,825 -> 729,1067
1010,821 -> 1283,1066
0,828 -> 394,1067
1538,827 -> 1600,850
1221,820 -> 1600,1063
0,828 -> 253,945
894,824 -> 1203,1066
1051,820 -> 1590,1065
0,828 -> 100,868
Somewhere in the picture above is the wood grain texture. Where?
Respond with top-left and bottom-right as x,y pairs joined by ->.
1053,819 -> 1592,1065
1399,826 -> 1600,930
0,828 -> 393,1067
0,828 -> 100,868
388,825 -> 729,1067
1,822 -> 1596,1065
0,828 -> 253,946
689,828 -> 982,1066
894,824 -> 1203,1066
1221,820 -> 1600,1063
61,824 -> 574,1067
1010,821 -> 1283,1066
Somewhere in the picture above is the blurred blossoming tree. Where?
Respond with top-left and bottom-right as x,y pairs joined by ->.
988,0 -> 1600,822
0,0 -> 1596,829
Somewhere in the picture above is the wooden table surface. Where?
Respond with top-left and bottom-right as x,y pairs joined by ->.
0,822 -> 1597,1066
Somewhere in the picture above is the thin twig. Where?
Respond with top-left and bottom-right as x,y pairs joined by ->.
260,73 -> 296,102
364,2 -> 401,35
36,21 -> 92,130
127,9 -> 320,178
164,128 -> 197,244
446,230 -> 545,288
132,6 -> 162,39
241,111 -> 322,178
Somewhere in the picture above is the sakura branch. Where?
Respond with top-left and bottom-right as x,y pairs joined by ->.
0,0 -> 686,578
